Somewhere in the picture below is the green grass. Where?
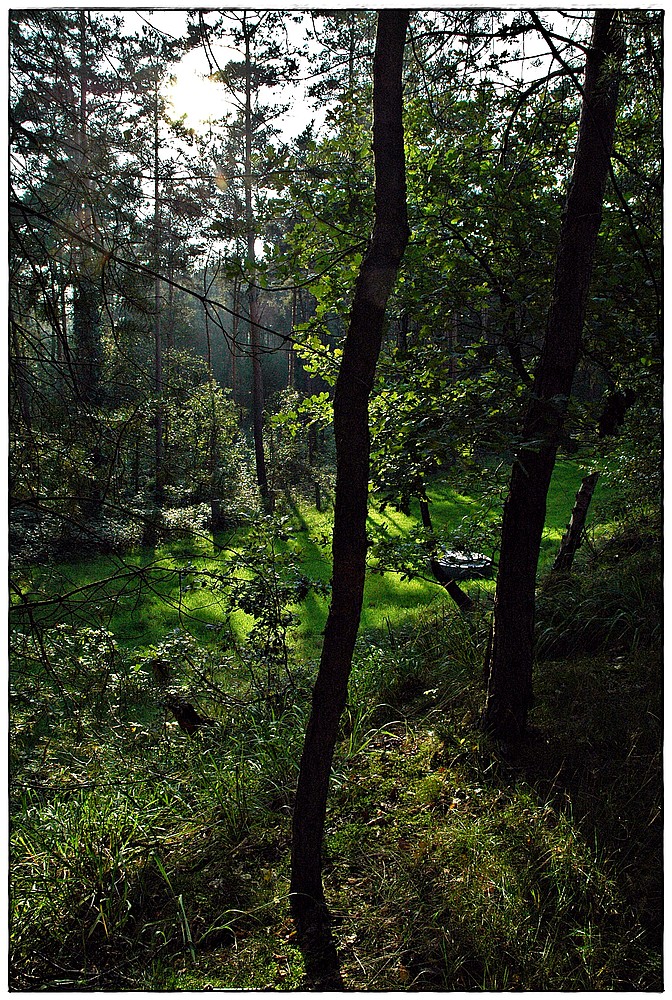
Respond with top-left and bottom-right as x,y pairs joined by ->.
11,461 -> 601,660
9,565 -> 661,989
11,460 -> 660,990
290,460 -> 604,645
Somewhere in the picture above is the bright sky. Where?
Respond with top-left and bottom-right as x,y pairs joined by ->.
165,50 -> 233,129
124,9 -> 315,139
123,10 -> 235,130
121,8 -> 581,139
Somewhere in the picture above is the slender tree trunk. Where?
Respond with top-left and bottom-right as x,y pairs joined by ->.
552,471 -> 599,572
72,12 -> 106,523
288,286 -> 297,387
167,262 -> 175,353
58,283 -> 67,362
202,304 -> 223,530
208,383 -> 223,533
153,72 -> 164,509
204,297 -> 212,374
72,276 -> 102,404
290,10 -> 410,918
347,11 -> 356,94
72,11 -> 102,406
166,172 -> 175,354
397,313 -> 409,353
483,11 -> 623,740
243,17 -> 269,506
231,276 -> 240,403
448,312 -> 457,382
143,69 -> 163,547
10,319 -> 32,431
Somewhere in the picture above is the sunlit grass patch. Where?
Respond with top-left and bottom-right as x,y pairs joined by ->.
10,461 -> 609,659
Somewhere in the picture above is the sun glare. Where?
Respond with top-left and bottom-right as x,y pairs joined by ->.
166,56 -> 230,131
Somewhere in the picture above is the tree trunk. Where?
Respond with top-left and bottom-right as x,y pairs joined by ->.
72,275 -> 102,405
73,12 -> 102,407
231,277 -> 240,403
483,11 -> 623,741
142,68 -> 164,547
552,471 -> 599,572
10,319 -> 32,431
288,286 -> 297,387
397,313 -> 409,353
243,17 -> 269,507
153,70 -> 164,509
290,10 -> 410,918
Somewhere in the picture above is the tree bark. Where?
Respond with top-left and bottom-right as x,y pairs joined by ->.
231,276 -> 240,403
291,10 -> 410,918
483,11 -> 623,741
72,275 -> 102,405
72,12 -> 102,407
552,471 -> 599,572
288,286 -> 297,387
10,319 -> 32,431
243,16 -> 269,507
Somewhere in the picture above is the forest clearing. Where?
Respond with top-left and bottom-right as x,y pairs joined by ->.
9,8 -> 661,991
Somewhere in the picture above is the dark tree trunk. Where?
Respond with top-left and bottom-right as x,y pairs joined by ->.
143,67 -> 164,548
72,274 -> 102,405
483,11 -> 623,741
290,10 -> 410,918
72,13 -> 103,409
397,313 -> 409,353
243,16 -> 270,508
73,13 -> 101,406
72,278 -> 105,523
288,286 -> 297,387
552,471 -> 599,572
249,284 -> 269,504
231,276 -> 240,403
442,576 -> 474,613
10,321 -> 32,431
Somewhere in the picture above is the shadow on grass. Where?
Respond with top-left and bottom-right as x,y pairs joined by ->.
491,648 -> 663,952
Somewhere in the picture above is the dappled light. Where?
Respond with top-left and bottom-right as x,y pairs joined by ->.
10,7 -> 661,992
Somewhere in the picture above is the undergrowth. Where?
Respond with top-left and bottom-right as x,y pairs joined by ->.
9,493 -> 662,990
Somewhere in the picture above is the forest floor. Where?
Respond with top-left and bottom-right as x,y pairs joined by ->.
9,465 -> 662,990
13,461 -> 589,656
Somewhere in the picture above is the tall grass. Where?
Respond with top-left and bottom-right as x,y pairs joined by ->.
536,546 -> 661,659
323,579 -> 661,991
9,465 -> 661,990
9,610 -> 310,989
